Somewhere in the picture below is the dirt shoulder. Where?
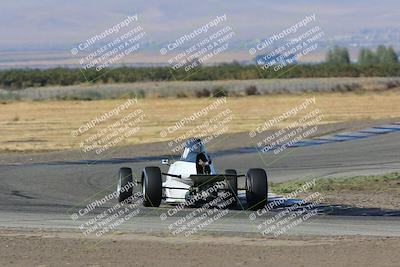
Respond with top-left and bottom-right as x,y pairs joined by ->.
1,91 -> 399,152
316,191 -> 400,210
271,172 -> 400,210
0,229 -> 399,267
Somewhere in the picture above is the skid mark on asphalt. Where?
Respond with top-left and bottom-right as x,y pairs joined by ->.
267,122 -> 400,149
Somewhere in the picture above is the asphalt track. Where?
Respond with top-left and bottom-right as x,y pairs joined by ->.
0,121 -> 400,237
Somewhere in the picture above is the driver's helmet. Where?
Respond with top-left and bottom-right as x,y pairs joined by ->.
181,138 -> 206,162
186,138 -> 205,153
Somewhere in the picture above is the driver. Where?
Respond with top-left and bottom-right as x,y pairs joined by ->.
181,138 -> 212,174
196,151 -> 212,174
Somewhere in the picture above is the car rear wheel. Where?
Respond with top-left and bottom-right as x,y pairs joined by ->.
225,169 -> 238,208
117,167 -> 133,202
246,168 -> 268,210
141,166 -> 162,207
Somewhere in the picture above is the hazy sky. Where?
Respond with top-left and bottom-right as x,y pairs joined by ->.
0,0 -> 399,49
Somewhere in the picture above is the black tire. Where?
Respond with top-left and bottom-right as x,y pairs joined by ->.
246,168 -> 268,210
225,169 -> 238,208
117,167 -> 133,202
141,166 -> 162,207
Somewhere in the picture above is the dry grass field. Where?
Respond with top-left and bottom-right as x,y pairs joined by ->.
0,91 -> 399,152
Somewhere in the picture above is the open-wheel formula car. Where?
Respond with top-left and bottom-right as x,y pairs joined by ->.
117,138 -> 268,210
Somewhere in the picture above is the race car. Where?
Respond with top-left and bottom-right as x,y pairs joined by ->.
116,138 -> 268,210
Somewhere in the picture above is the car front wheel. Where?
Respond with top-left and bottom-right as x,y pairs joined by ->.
117,167 -> 133,202
141,166 -> 162,207
245,168 -> 268,210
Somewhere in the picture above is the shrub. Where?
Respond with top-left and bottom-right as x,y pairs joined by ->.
53,90 -> 102,101
387,80 -> 400,89
195,88 -> 211,98
245,85 -> 259,95
211,87 -> 228,97
136,89 -> 146,99
176,92 -> 188,98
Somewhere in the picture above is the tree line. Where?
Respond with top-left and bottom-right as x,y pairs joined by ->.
326,45 -> 398,65
0,45 -> 398,90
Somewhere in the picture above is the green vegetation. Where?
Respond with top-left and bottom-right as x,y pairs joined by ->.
245,85 -> 260,95
326,46 -> 351,65
211,87 -> 228,97
194,88 -> 211,98
1,77 -> 399,101
0,46 -> 398,90
358,45 -> 399,65
1,63 -> 400,90
270,172 -> 400,194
